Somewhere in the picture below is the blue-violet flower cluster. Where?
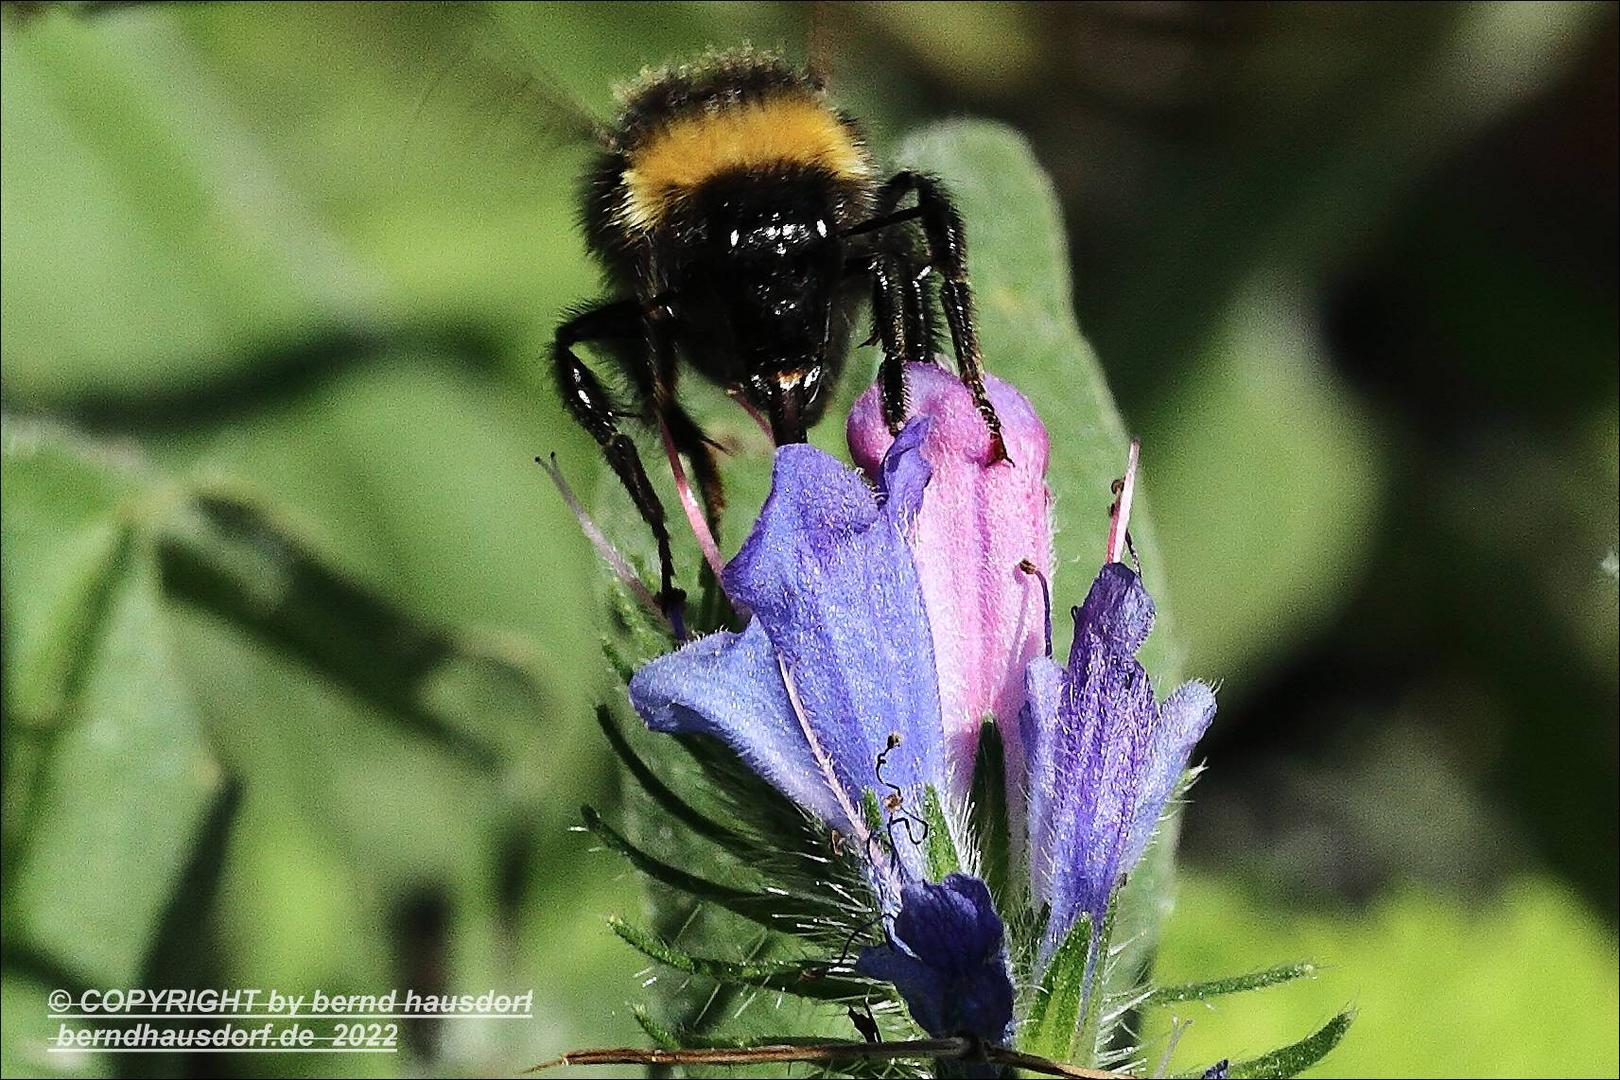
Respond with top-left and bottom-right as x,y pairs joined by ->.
628,362 -> 1215,1047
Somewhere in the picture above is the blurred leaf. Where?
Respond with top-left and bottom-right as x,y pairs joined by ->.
0,10 -> 379,403
1154,873 -> 1620,1078
0,418 -> 585,1060
1143,284 -> 1385,683
159,491 -> 518,770
0,431 -> 222,984
1085,1 -> 1604,688
0,426 -> 139,724
0,967 -> 110,1080
170,357 -> 604,733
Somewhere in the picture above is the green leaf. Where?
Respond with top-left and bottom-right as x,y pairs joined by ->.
157,492 -> 515,769
2,964 -> 110,1080
1177,1011 -> 1354,1080
610,917 -> 877,1004
4,552 -> 222,985
1149,962 -> 1318,1006
0,12 -> 376,405
1076,890 -> 1122,1065
1020,912 -> 1091,1062
0,425 -> 141,725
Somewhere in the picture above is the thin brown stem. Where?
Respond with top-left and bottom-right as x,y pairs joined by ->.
985,1044 -> 1135,1079
526,1037 -> 1139,1078
526,1037 -> 970,1072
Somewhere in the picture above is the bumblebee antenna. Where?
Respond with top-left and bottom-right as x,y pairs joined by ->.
807,0 -> 833,87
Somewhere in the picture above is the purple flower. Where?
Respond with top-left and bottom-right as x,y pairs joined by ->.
848,363 -> 1053,794
856,873 -> 1015,1043
1021,562 -> 1216,953
629,419 -> 944,893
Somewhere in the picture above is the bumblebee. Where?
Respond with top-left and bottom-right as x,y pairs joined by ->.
555,48 -> 1006,612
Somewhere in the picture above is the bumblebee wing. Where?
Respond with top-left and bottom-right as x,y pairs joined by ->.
402,1 -> 607,173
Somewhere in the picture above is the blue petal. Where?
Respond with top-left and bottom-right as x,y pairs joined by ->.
1020,655 -> 1068,900
877,415 -> 933,529
1123,679 -> 1217,870
856,873 -> 1014,1043
1071,561 -> 1155,659
1045,637 -> 1156,940
628,621 -> 854,832
722,440 -> 945,873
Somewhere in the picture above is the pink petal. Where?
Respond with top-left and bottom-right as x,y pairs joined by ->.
847,363 -> 1054,792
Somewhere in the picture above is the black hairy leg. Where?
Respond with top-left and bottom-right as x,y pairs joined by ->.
862,244 -> 937,434
864,170 -> 1008,462
553,299 -> 686,616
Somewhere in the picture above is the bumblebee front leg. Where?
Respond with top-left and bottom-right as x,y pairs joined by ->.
553,299 -> 685,616
865,246 -> 936,434
876,171 -> 1008,462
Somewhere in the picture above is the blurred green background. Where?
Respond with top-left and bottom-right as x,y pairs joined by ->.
1,2 -> 1615,1077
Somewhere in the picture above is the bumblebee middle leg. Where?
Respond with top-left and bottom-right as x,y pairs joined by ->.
553,299 -> 685,615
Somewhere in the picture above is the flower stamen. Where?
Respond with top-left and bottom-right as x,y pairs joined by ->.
1018,558 -> 1053,658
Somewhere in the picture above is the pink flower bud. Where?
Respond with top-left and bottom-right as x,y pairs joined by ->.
848,363 -> 1053,791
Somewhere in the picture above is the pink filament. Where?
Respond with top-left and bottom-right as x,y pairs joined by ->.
657,416 -> 730,587
727,387 -> 776,443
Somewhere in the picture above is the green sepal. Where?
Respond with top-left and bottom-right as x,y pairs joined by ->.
1148,961 -> 1318,1006
1020,911 -> 1092,1062
631,1004 -> 685,1050
1074,889 -> 1121,1064
921,785 -> 960,882
967,719 -> 1012,905
611,917 -> 880,1004
861,788 -> 885,839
